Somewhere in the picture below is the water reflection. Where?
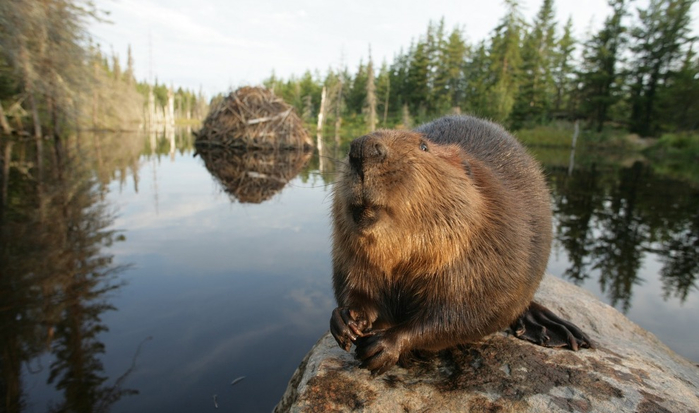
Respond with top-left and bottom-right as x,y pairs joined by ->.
547,158 -> 699,313
196,147 -> 312,204
0,134 -> 136,412
1,130 -> 697,412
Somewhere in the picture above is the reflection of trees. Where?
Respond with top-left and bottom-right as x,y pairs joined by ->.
553,163 -> 604,284
197,147 -> 312,204
650,181 -> 699,302
657,213 -> 699,301
591,162 -> 648,312
548,160 -> 699,312
0,135 -> 134,412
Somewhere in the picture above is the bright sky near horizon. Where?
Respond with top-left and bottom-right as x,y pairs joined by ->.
89,0 -> 699,97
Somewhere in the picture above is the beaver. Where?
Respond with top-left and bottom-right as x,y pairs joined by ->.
330,115 -> 592,376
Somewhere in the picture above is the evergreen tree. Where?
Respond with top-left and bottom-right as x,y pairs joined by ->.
388,47 -> 410,114
487,0 -> 525,123
406,39 -> 431,116
346,60 -> 367,115
511,0 -> 557,127
577,0 -> 628,132
463,41 -> 492,117
430,19 -> 450,111
258,8 -> 699,135
366,51 -> 377,131
552,17 -> 576,116
657,45 -> 699,131
628,0 -> 696,136
298,70 -> 321,118
436,26 -> 468,111
376,61 -> 391,126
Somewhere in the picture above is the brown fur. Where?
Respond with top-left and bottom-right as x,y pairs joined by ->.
331,116 -> 554,371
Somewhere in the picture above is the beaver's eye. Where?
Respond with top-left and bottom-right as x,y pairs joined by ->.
420,142 -> 428,152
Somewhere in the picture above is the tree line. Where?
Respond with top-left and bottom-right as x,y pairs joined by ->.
0,0 -> 207,140
264,0 -> 698,138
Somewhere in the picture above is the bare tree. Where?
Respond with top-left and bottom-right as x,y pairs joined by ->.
366,48 -> 377,131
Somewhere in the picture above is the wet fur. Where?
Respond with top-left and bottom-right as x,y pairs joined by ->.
331,116 -> 555,370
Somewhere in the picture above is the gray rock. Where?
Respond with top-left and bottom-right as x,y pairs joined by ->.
274,275 -> 699,413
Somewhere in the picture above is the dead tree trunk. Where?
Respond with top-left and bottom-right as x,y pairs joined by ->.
316,86 -> 327,154
0,102 -> 12,134
383,76 -> 390,127
366,58 -> 377,132
334,80 -> 343,146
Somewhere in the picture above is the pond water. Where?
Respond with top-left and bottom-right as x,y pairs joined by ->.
1,128 -> 697,412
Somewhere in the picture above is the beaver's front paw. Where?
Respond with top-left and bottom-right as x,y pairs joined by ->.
354,330 -> 404,376
330,307 -> 371,352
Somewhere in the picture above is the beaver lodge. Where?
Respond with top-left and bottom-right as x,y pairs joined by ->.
197,147 -> 312,204
195,87 -> 313,150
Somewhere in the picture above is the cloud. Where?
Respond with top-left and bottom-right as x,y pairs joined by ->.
107,0 -> 268,48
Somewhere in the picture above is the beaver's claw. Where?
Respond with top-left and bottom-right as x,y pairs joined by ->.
510,302 -> 594,350
354,329 -> 402,376
330,307 -> 370,352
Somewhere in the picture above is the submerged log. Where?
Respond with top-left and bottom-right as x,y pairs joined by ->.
195,87 -> 312,150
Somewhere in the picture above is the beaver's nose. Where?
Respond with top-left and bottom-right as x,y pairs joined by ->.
349,135 -> 387,172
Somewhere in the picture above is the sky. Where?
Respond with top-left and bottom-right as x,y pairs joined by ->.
88,0 -> 699,97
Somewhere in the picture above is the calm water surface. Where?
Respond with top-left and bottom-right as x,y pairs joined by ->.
1,129 -> 697,412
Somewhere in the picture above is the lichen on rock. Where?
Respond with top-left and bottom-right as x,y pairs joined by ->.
274,275 -> 699,413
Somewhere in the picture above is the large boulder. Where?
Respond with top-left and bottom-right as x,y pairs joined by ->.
275,275 -> 699,413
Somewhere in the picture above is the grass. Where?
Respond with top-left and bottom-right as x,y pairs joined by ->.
643,133 -> 699,183
644,132 -> 699,160
514,122 -> 643,151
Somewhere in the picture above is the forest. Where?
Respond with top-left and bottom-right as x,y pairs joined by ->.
0,0 -> 207,139
264,0 -> 698,146
1,0 -> 698,150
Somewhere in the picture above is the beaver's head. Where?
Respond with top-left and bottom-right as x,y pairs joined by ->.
333,129 -> 478,234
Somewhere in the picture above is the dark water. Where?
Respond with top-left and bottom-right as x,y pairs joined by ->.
1,129 -> 697,412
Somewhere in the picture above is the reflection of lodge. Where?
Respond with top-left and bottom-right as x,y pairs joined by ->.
197,147 -> 312,204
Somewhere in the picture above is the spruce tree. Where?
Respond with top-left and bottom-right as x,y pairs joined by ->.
437,26 -> 468,112
347,61 -> 367,115
407,39 -> 430,116
577,0 -> 628,132
463,41 -> 491,117
657,45 -> 699,131
487,0 -> 524,123
552,17 -> 576,117
628,0 -> 696,136
511,0 -> 557,127
366,51 -> 377,131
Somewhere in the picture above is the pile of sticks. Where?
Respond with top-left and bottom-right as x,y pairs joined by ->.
195,87 -> 312,150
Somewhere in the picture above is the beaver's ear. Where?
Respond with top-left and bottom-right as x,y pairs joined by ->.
461,160 -> 472,178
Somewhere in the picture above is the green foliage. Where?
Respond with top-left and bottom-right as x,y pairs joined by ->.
654,39 -> 699,133
577,0 -> 629,132
484,0 -> 524,123
347,62 -> 368,115
0,0 -> 207,135
260,0 -> 699,138
645,133 -> 699,159
511,0 -> 557,128
514,123 -> 576,147
552,17 -> 576,115
628,0 -> 696,137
